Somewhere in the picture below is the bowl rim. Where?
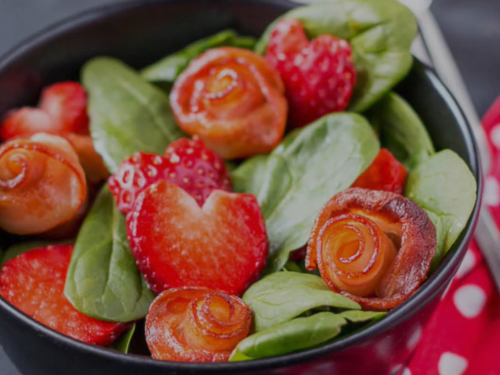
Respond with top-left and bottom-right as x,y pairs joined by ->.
0,0 -> 482,372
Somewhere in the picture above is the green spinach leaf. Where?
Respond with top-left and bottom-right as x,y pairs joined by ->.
141,29 -> 256,85
405,150 -> 477,265
233,113 -> 379,273
367,92 -> 435,168
255,0 -> 417,112
82,57 -> 185,173
243,272 -> 359,332
282,261 -> 303,273
64,186 -> 155,322
109,324 -> 136,354
232,155 -> 268,199
229,312 -> 347,361
340,310 -> 386,323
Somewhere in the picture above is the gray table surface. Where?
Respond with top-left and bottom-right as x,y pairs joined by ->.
0,0 -> 499,373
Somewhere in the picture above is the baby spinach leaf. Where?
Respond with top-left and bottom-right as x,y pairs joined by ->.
233,113 -> 379,273
232,155 -> 268,198
229,312 -> 347,361
282,261 -> 303,273
82,57 -> 185,173
64,186 -> 154,323
2,240 -> 73,266
243,272 -> 359,332
367,92 -> 435,168
340,310 -> 386,323
405,150 -> 477,265
141,29 -> 256,85
109,324 -> 136,354
255,0 -> 417,112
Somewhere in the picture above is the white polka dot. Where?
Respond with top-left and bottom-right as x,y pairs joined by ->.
407,326 -> 422,350
402,368 -> 412,375
389,364 -> 403,375
490,124 -> 500,149
453,285 -> 487,318
375,336 -> 393,359
456,251 -> 476,279
484,177 -> 500,206
438,352 -> 468,375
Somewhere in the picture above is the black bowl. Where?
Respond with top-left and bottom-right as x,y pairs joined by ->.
0,1 -> 481,374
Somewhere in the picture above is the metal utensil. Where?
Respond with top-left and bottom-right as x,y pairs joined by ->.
409,6 -> 500,291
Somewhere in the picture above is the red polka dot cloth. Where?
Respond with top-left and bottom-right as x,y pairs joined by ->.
405,97 -> 500,375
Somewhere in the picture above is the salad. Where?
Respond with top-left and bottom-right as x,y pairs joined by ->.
0,0 -> 477,364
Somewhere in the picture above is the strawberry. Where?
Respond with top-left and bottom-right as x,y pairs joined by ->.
352,148 -> 407,194
289,247 -> 307,262
109,138 -> 232,214
39,82 -> 89,135
0,244 -> 128,346
0,108 -> 54,142
266,19 -> 356,128
0,82 -> 89,142
127,180 -> 268,296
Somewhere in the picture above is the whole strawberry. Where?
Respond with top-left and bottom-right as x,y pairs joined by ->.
108,138 -> 232,214
266,19 -> 356,128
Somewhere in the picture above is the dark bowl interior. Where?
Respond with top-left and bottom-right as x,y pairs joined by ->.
0,1 -> 481,375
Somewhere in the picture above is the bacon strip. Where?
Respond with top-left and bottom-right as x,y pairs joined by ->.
306,188 -> 436,310
146,287 -> 251,362
170,47 -> 287,159
0,133 -> 87,235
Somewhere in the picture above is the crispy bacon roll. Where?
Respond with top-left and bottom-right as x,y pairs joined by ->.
170,47 -> 288,159
0,133 -> 87,235
62,133 -> 109,184
146,287 -> 252,362
306,188 -> 436,310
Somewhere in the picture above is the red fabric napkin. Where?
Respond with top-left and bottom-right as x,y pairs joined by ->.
405,97 -> 500,375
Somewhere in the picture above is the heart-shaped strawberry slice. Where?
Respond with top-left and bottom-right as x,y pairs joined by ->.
127,180 -> 268,296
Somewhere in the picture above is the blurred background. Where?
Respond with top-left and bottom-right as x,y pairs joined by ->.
0,0 -> 498,373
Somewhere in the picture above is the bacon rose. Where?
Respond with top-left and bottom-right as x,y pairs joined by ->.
306,188 -> 436,310
0,133 -> 87,235
146,287 -> 251,362
170,47 -> 288,159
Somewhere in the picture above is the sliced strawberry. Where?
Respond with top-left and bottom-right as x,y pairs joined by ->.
127,180 -> 268,296
266,19 -> 356,128
109,138 -> 232,214
0,82 -> 89,142
289,246 -> 307,262
352,148 -> 407,194
0,244 -> 128,346
0,108 -> 54,142
266,18 -> 308,68
39,82 -> 89,135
